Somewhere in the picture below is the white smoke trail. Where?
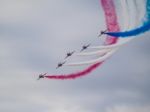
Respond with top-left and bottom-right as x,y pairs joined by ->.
75,49 -> 111,56
65,0 -> 129,66
65,48 -> 117,66
65,0 -> 146,66
88,0 -> 131,50
89,0 -> 146,51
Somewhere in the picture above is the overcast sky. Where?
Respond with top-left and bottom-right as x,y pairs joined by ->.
0,0 -> 150,112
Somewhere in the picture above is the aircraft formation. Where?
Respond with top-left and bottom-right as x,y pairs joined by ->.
56,30 -> 107,68
36,0 -> 150,80
37,30 -> 107,80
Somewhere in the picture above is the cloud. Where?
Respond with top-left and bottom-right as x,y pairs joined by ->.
0,0 -> 150,112
106,105 -> 150,112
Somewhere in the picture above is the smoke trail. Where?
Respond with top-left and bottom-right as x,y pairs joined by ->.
105,0 -> 150,38
65,49 -> 117,66
105,22 -> 150,37
45,63 -> 101,79
44,0 -> 120,80
89,0 -> 139,51
75,49 -> 111,56
89,0 -> 145,51
64,0 -> 121,67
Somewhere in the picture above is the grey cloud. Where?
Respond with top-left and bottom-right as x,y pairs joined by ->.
0,0 -> 150,112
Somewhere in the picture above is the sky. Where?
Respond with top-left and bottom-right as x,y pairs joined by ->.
0,0 -> 150,112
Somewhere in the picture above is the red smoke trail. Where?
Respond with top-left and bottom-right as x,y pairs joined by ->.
45,63 -> 101,79
101,0 -> 120,45
44,0 -> 120,80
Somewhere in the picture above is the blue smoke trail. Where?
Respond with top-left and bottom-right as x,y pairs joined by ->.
105,22 -> 150,37
105,0 -> 150,38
